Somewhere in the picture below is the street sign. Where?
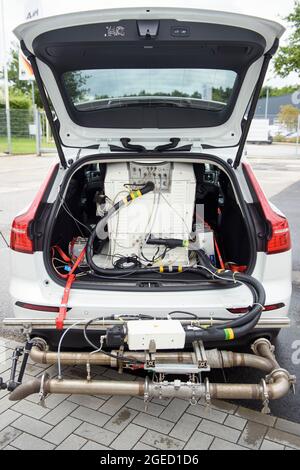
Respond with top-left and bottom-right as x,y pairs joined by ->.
19,50 -> 35,81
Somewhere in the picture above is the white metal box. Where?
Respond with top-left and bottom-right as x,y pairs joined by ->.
103,161 -> 196,267
127,320 -> 185,350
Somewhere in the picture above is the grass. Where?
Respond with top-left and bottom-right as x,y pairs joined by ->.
0,137 -> 56,155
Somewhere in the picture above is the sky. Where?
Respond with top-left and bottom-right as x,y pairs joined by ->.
0,0 -> 299,87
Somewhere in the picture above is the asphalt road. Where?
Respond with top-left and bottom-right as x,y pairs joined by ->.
0,144 -> 299,422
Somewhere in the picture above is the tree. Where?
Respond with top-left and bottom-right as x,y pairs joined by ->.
7,45 -> 42,107
7,45 -> 89,108
274,1 -> 300,77
277,104 -> 300,131
260,85 -> 299,98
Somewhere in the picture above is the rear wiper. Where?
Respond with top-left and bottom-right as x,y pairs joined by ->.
109,137 -> 192,153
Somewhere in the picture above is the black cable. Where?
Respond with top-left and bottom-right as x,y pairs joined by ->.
83,318 -> 144,365
168,310 -> 199,319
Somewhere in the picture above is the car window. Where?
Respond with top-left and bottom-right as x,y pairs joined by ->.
63,68 -> 237,112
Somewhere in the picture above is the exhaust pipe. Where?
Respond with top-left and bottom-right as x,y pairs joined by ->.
9,339 -> 295,408
30,344 -> 275,373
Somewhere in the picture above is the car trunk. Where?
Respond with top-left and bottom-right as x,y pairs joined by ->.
43,153 -> 257,290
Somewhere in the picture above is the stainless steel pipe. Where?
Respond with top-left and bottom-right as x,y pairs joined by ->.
9,338 -> 295,403
30,344 -> 275,373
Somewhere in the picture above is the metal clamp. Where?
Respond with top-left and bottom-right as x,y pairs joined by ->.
204,377 -> 211,406
260,378 -> 270,414
38,373 -> 49,407
190,383 -> 197,406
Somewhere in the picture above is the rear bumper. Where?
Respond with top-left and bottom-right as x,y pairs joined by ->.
8,250 -> 292,332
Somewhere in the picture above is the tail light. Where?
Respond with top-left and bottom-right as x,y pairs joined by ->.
10,164 -> 58,254
228,302 -> 285,314
243,163 -> 291,254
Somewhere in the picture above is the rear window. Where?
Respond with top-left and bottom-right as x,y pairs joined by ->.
63,68 -> 237,112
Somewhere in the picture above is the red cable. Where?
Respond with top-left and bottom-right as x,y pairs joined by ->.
56,246 -> 86,330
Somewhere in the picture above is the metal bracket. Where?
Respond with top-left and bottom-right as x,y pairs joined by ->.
193,341 -> 210,370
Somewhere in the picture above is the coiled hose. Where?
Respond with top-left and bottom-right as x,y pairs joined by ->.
183,250 -> 266,344
86,180 -> 265,342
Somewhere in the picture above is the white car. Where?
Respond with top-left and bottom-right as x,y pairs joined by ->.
2,7 -> 295,407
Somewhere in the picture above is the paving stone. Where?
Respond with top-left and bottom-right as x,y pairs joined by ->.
75,422 -> 117,446
42,400 -> 78,426
0,409 -> 20,432
105,407 -> 138,433
56,433 -> 87,450
102,369 -> 137,381
0,395 -> 14,414
224,414 -> 247,431
99,395 -> 131,416
235,406 -> 276,427
0,426 -> 22,450
141,430 -> 184,450
265,428 -> 300,450
126,397 -> 165,416
81,441 -> 109,450
11,415 -> 52,438
260,439 -> 284,450
199,398 -> 237,415
238,422 -> 267,450
11,433 -> 55,450
18,363 -> 45,377
44,416 -> 82,445
68,394 -> 105,410
133,412 -> 174,434
27,392 -> 70,409
151,397 -> 172,406
111,423 -> 146,450
187,404 -> 226,424
0,359 -> 12,374
198,419 -> 241,443
170,413 -> 200,442
275,418 -> 300,437
160,398 -> 189,423
184,430 -> 214,450
210,438 -> 248,450
71,405 -> 110,427
133,441 -> 156,450
11,400 -> 49,420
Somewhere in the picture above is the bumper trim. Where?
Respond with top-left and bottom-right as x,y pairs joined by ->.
3,317 -> 290,330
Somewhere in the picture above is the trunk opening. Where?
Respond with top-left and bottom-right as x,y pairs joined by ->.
43,153 -> 257,290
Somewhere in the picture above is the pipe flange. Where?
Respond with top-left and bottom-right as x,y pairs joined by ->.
251,338 -> 274,356
266,367 -> 291,384
31,337 -> 48,352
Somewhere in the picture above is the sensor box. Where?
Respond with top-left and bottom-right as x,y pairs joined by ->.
127,320 -> 185,351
